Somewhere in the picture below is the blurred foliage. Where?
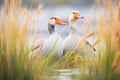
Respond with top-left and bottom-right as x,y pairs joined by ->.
78,0 -> 120,80
0,0 -> 120,80
0,0 -> 45,80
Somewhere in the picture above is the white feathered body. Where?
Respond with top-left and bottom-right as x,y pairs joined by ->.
41,32 -> 64,58
63,32 -> 80,52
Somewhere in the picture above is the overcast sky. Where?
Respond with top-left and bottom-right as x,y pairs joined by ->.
0,0 -> 119,8
0,0 -> 94,7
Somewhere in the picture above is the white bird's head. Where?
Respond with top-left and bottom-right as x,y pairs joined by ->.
48,16 -> 66,26
69,11 -> 84,21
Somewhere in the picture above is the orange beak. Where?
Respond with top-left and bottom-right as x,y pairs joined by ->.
74,13 -> 84,19
55,18 -> 67,25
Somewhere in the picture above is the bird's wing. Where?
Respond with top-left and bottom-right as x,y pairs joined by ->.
31,40 -> 45,51
76,40 -> 96,52
85,41 -> 96,51
29,40 -> 45,59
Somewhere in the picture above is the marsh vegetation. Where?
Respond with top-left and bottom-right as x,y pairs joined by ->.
0,0 -> 120,80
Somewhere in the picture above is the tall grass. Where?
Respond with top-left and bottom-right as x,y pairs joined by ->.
78,0 -> 120,80
0,0 -> 47,80
0,0 -> 120,80
0,0 -> 62,79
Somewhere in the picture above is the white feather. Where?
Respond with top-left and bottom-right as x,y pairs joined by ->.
63,32 -> 80,52
42,32 -> 63,58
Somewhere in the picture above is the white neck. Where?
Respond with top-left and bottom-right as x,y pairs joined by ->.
69,17 -> 78,33
69,16 -> 77,27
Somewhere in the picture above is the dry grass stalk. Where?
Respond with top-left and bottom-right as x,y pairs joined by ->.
37,3 -> 44,17
84,31 -> 95,40
93,37 -> 101,47
112,51 -> 120,74
108,0 -> 114,20
76,31 -> 95,48
84,20 -> 91,36
82,6 -> 95,36
33,33 -> 41,43
118,3 -> 120,50
102,0 -> 107,14
118,2 -> 120,21
79,6 -> 94,31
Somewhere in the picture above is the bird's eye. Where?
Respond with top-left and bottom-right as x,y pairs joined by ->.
54,18 -> 57,20
73,12 -> 75,14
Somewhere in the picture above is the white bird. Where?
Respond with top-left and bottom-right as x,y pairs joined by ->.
63,11 -> 95,56
31,16 -> 66,59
